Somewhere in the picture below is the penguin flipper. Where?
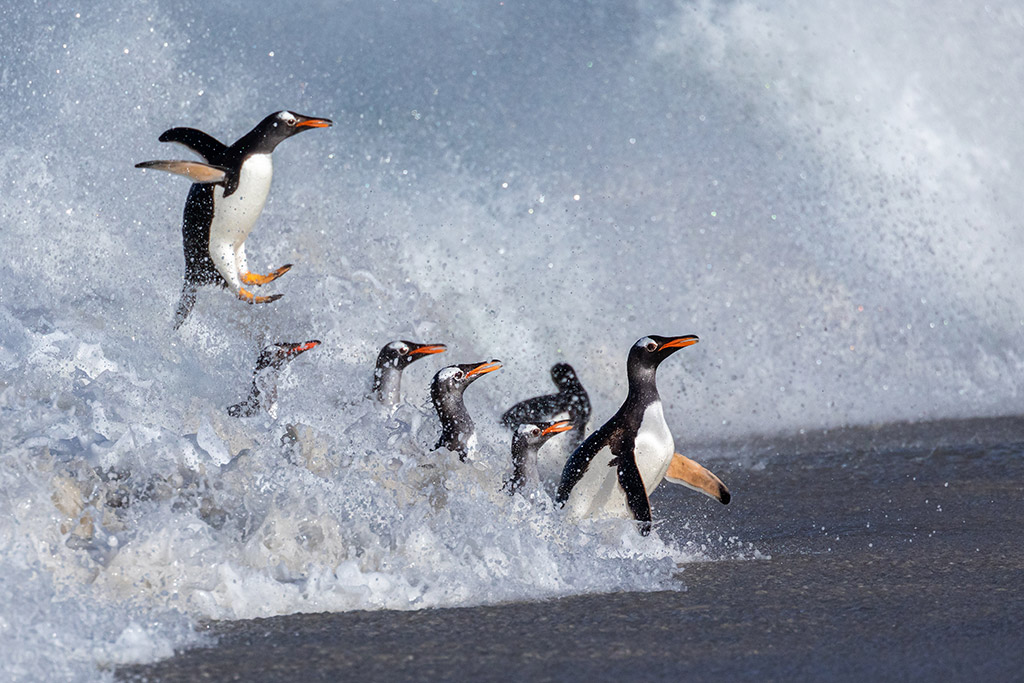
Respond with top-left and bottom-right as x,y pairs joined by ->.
555,420 -> 616,505
616,455 -> 652,536
157,127 -> 228,161
665,453 -> 731,505
136,160 -> 228,184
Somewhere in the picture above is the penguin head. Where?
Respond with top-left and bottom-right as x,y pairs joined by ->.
254,111 -> 333,151
430,360 -> 502,403
376,340 -> 447,371
550,362 -> 580,389
255,340 -> 322,372
628,335 -> 699,375
515,420 -> 573,448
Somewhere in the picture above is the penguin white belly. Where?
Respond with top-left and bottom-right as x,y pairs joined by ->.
633,401 -> 675,494
208,154 -> 273,289
565,402 -> 674,521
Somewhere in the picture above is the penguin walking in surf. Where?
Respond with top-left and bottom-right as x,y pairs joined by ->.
430,360 -> 502,460
136,111 -> 332,327
556,335 -> 728,536
228,340 -> 321,418
372,340 -> 448,407
504,420 -> 573,496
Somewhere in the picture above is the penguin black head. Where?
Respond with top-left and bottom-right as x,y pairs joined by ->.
256,339 -> 323,371
248,111 -> 333,154
430,360 -> 503,404
627,335 -> 699,382
376,340 -> 447,371
514,419 -> 574,448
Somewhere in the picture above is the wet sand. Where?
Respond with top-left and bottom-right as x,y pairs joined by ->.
120,418 -> 1024,682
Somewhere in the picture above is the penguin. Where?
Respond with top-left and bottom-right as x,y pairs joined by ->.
555,335 -> 700,536
372,340 -> 448,406
665,452 -> 731,504
227,340 -> 321,418
135,111 -> 333,327
504,420 -> 573,496
501,362 -> 591,449
430,360 -> 502,460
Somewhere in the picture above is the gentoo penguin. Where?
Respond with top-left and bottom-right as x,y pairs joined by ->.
227,340 -> 321,418
501,362 -> 591,449
372,340 -> 448,406
504,420 -> 573,496
135,111 -> 332,327
430,360 -> 502,460
556,335 -> 699,536
665,452 -> 731,504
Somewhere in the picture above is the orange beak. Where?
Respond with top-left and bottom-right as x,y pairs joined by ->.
542,420 -> 573,436
465,360 -> 502,378
286,340 -> 322,356
296,117 -> 333,128
410,344 -> 447,356
661,335 -> 700,350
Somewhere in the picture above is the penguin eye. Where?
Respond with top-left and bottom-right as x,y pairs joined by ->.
286,118 -> 296,127
645,340 -> 658,352
531,428 -> 541,437
398,346 -> 409,356
453,370 -> 464,381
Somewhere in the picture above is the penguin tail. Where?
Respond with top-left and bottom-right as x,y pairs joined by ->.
173,283 -> 198,329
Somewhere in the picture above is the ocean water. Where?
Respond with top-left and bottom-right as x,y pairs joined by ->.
1,1 -> 1022,679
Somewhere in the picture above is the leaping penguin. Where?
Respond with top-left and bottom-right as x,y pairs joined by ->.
136,111 -> 332,327
227,340 -> 321,418
430,360 -> 502,460
555,335 -> 705,536
372,340 -> 448,406
501,362 -> 591,449
504,420 -> 573,496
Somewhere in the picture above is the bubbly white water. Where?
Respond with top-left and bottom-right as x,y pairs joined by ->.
2,0 -> 1023,678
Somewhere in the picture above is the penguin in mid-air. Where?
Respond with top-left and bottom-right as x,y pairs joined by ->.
556,335 -> 721,536
136,111 -> 332,327
502,362 -> 591,449
504,420 -> 573,496
372,340 -> 448,406
227,340 -> 321,418
430,360 -> 502,460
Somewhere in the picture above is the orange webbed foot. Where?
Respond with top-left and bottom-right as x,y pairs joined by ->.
238,288 -> 284,305
240,264 -> 293,286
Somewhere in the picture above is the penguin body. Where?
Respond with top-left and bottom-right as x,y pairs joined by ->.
372,340 -> 447,406
228,340 -> 321,418
556,335 -> 699,535
136,111 -> 332,327
430,360 -> 502,460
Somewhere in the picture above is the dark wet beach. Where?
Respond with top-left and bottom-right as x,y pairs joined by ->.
120,417 -> 1024,682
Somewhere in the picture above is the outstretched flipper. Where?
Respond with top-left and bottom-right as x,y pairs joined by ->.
240,264 -> 293,286
665,453 -> 731,504
135,160 -> 228,184
158,127 -> 228,162
615,454 -> 653,536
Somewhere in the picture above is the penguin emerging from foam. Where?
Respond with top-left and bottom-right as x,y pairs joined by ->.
556,335 -> 711,536
504,420 -> 573,496
227,340 -> 321,418
430,360 -> 502,460
502,362 -> 591,449
372,340 -> 448,407
136,111 -> 332,327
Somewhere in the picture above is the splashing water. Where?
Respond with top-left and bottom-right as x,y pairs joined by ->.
2,0 -> 1023,678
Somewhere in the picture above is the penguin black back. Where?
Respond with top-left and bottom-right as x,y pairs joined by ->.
502,362 -> 590,448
